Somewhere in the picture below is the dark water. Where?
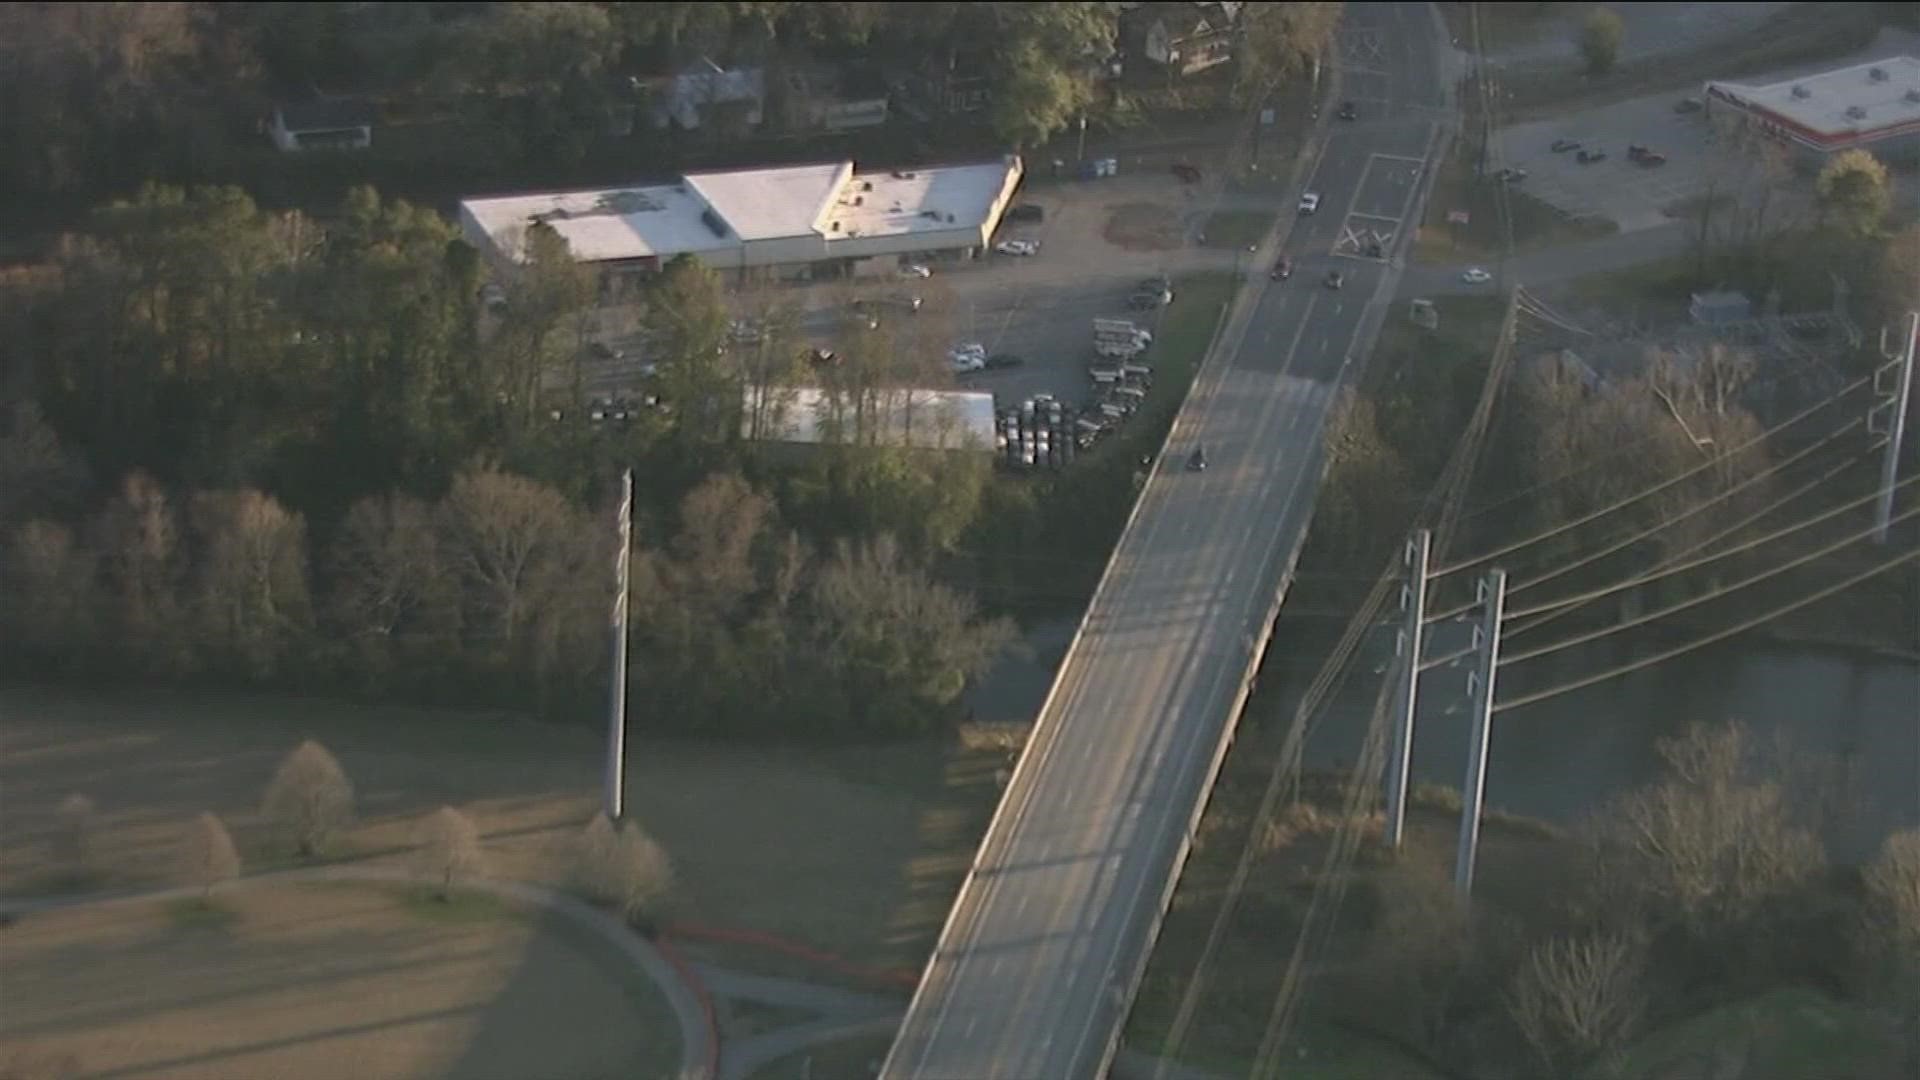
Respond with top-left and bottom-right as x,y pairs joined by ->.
969,618 -> 1919,864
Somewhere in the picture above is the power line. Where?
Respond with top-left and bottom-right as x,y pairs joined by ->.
1432,373 -> 1874,578
1500,499 -> 1920,667
1493,545 -> 1919,713
1505,471 -> 1920,624
1425,420 -> 1866,623
1506,450 -> 1867,639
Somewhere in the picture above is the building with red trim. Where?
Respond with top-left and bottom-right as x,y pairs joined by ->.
1705,56 -> 1920,167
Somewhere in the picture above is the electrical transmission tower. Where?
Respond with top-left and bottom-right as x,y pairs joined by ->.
1453,569 -> 1507,902
1871,312 -> 1917,544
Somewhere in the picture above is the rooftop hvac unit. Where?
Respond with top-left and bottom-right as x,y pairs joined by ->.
854,195 -> 864,205
1907,89 -> 1920,103
1846,105 -> 1867,120
946,213 -> 955,223
1869,67 -> 1889,82
830,220 -> 840,231
863,181 -> 874,191
1791,85 -> 1811,98
700,208 -> 729,238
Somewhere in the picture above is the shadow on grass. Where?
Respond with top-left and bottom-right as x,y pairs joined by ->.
163,896 -> 239,931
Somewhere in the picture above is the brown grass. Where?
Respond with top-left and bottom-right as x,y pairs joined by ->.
0,881 -> 678,1079
0,685 -> 1004,973
1102,202 -> 1185,251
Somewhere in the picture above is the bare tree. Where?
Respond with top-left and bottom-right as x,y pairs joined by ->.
2,520 -> 97,664
186,489 -> 313,678
1864,828 -> 1920,960
89,470 -> 187,674
261,740 -> 355,858
436,466 -> 580,657
52,793 -> 95,877
181,811 -> 241,899
327,492 -> 458,678
412,806 -> 486,900
1506,930 -> 1646,1074
1590,721 -> 1823,935
1342,855 -> 1477,1054
570,812 -> 673,923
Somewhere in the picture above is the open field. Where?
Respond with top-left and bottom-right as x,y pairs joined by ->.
0,685 -> 1003,974
1201,209 -> 1279,249
1601,986 -> 1908,1080
0,881 -> 678,1080
1411,142 -> 1616,263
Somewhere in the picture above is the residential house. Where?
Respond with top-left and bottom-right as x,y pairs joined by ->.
1126,1 -> 1243,78
268,98 -> 376,152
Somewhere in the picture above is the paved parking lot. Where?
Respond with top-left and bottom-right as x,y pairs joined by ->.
1496,93 -> 1718,232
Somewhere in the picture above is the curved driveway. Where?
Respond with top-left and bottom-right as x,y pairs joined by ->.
879,5 -> 1452,1077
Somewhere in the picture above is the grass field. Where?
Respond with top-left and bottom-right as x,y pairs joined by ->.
0,881 -> 679,1080
0,684 -> 1003,975
1412,146 -> 1616,263
1201,209 -> 1278,249
746,1033 -> 897,1080
1601,986 -> 1907,1080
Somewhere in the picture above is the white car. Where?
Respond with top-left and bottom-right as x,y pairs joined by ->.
1461,267 -> 1493,284
1298,192 -> 1321,215
949,353 -> 986,373
902,264 -> 933,278
994,238 -> 1039,256
949,342 -> 986,360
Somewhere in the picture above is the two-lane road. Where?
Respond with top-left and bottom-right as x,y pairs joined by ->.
881,6 -> 1450,1077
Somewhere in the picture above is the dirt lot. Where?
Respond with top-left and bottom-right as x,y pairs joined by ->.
0,686 -> 1003,973
0,881 -> 678,1080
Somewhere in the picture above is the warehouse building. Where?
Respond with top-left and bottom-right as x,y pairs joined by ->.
458,156 -> 1024,288
1704,56 -> 1920,167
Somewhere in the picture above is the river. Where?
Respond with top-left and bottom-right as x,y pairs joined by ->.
965,617 -> 1919,864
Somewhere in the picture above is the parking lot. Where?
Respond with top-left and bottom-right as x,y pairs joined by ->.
1495,94 -> 1719,233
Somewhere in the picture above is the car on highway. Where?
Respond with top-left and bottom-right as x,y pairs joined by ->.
1338,101 -> 1358,121
1578,148 -> 1607,164
1298,191 -> 1321,215
1324,269 -> 1345,290
995,238 -> 1040,256
949,352 -> 986,374
1270,255 -> 1292,280
1365,239 -> 1385,259
1461,267 -> 1492,284
1006,204 -> 1045,223
1186,446 -> 1207,471
1551,138 -> 1581,153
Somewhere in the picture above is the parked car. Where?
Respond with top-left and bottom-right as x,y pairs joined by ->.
1629,145 -> 1668,166
1171,163 -> 1202,183
1461,267 -> 1492,284
807,348 -> 838,366
1139,274 -> 1173,295
994,238 -> 1039,256
1298,192 -> 1321,215
1006,204 -> 1045,223
1271,256 -> 1293,280
902,263 -> 932,278
1337,101 -> 1358,121
1550,139 -> 1581,153
1577,148 -> 1607,164
1128,291 -> 1168,311
1324,270 -> 1345,290
949,352 -> 986,374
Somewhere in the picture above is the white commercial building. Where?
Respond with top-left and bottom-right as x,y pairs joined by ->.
1705,56 -> 1920,166
742,386 -> 996,452
458,156 -> 1024,285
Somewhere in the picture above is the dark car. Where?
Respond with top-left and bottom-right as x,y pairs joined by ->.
1127,291 -> 1169,311
1551,138 -> 1581,153
1171,163 -> 1202,183
1271,256 -> 1293,280
1365,239 -> 1384,259
1007,203 -> 1045,223
1324,270 -> 1345,290
985,353 -> 1025,369
1186,446 -> 1208,472
1577,148 -> 1607,164
1338,101 -> 1357,121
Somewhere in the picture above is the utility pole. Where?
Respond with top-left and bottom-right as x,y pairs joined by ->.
1453,568 -> 1506,902
605,468 -> 633,822
1383,529 -> 1432,850
1871,312 -> 1917,544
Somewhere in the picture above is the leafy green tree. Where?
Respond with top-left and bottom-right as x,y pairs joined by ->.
644,256 -> 735,445
1815,148 -> 1892,240
1237,2 -> 1343,94
1580,7 -> 1625,75
492,222 -> 596,431
992,39 -> 1095,150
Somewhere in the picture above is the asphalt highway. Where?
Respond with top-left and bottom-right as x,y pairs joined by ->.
880,6 -> 1451,1077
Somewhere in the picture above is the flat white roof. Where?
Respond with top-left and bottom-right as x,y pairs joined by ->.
744,386 -> 995,451
463,157 -> 1021,266
684,162 -> 849,241
1709,56 -> 1920,138
460,183 -> 733,263
827,162 -> 1020,242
